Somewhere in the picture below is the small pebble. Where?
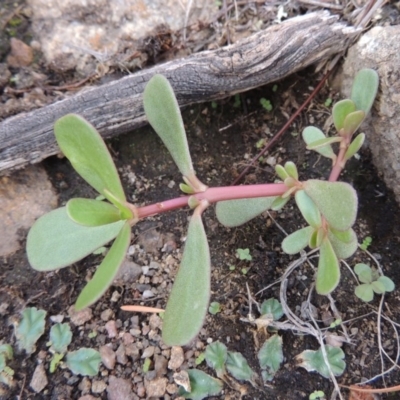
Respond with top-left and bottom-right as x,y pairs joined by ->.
78,377 -> 91,394
144,377 -> 168,398
100,345 -> 116,369
68,306 -> 92,326
101,309 -> 114,321
30,364 -> 48,393
105,320 -> 118,338
141,346 -> 155,359
168,346 -> 184,370
107,376 -> 133,400
91,380 -> 107,393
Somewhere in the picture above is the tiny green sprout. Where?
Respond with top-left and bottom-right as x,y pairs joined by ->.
0,344 -> 14,385
324,98 -> 332,107
229,265 -> 236,271
92,246 -> 107,255
354,263 -> 395,302
195,352 -> 206,365
309,390 -> 326,400
88,330 -> 97,339
272,84 -> 278,92
236,248 -> 252,261
16,307 -> 47,354
211,101 -> 218,109
329,318 -> 342,329
256,138 -> 266,149
241,268 -> 248,275
260,97 -> 273,111
233,94 -> 241,108
143,358 -> 151,373
360,236 -> 372,251
208,301 -> 221,315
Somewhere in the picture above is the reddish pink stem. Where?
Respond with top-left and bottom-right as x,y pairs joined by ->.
136,183 -> 287,219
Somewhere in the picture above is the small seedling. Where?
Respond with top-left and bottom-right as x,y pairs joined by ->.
260,298 -> 284,320
16,307 -> 47,354
258,334 -> 283,381
329,318 -> 342,329
236,248 -> 252,261
178,369 -> 223,400
324,98 -> 332,107
309,390 -> 326,400
26,69 -> 379,347
354,263 -> 395,302
233,94 -> 241,108
208,302 -> 221,315
260,97 -> 273,112
143,358 -> 151,373
360,236 -> 372,251
195,352 -> 205,365
0,344 -> 14,386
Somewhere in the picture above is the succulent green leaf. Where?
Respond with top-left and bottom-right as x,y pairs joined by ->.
216,197 -> 276,228
316,238 -> 340,295
226,351 -> 255,382
344,133 -> 365,161
332,99 -> 356,131
67,198 -> 123,227
371,280 -> 386,294
377,276 -> 395,292
354,263 -> 373,284
75,221 -> 131,310
302,126 -> 336,160
309,229 -> 319,249
27,207 -> 125,271
351,68 -> 379,115
258,334 -> 283,381
355,284 -> 374,302
282,226 -> 314,255
205,341 -> 227,377
179,369 -> 223,400
303,180 -> 358,231
102,189 -> 134,220
275,164 -> 289,180
329,227 -> 353,243
49,323 -> 72,354
296,345 -> 345,378
306,137 -> 342,150
162,213 -> 210,346
260,298 -> 284,320
342,110 -> 365,136
271,195 -> 290,211
16,307 -> 47,354
180,183 -> 195,194
66,348 -> 101,376
295,190 -> 322,228
54,114 -> 125,201
143,74 -> 194,178
284,161 -> 298,180
328,228 -> 357,259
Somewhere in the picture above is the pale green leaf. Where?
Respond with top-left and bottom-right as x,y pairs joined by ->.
354,263 -> 372,284
216,197 -> 276,227
377,276 -> 395,292
0,345 -> 13,362
275,164 -> 289,180
271,195 -> 290,211
355,284 -> 374,302
282,226 -> 314,255
371,280 -> 386,294
260,298 -> 284,320
258,334 -> 283,380
27,207 -> 125,271
316,238 -> 340,295
306,137 -> 342,150
208,302 -> 221,315
297,345 -> 345,378
49,323 -> 72,353
75,221 -> 131,310
143,74 -> 194,178
302,126 -> 336,160
284,161 -> 298,180
226,351 -> 255,381
351,68 -> 379,115
303,180 -> 358,231
328,228 -> 357,259
332,99 -> 356,131
344,133 -> 365,161
67,198 -> 123,227
205,341 -> 227,376
66,348 -> 101,376
342,110 -> 365,136
295,190 -> 322,228
54,114 -> 125,201
16,307 -> 47,354
179,369 -> 223,400
162,213 -> 210,346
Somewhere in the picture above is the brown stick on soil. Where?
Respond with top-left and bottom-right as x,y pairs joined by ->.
0,11 -> 359,174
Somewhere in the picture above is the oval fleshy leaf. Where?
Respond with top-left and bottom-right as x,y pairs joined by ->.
332,99 -> 356,131
284,161 -> 298,180
27,207 -> 125,271
302,126 -> 336,160
351,68 -> 379,115
75,221 -> 131,310
295,190 -> 322,229
143,74 -> 194,178
54,114 -> 125,201
162,212 -> 210,346
275,164 -> 289,180
377,276 -> 395,292
303,180 -> 358,231
216,197 -> 276,227
282,226 -> 314,255
316,238 -> 340,295
344,133 -> 365,161
67,198 -> 123,227
306,137 -> 342,150
271,196 -> 290,211
342,110 -> 365,136
328,228 -> 357,260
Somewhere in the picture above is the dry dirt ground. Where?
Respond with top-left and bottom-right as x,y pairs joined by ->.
1,1 -> 400,400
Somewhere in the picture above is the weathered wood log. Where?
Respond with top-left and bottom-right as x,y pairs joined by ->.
0,11 -> 358,173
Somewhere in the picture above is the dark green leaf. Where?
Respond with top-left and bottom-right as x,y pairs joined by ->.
54,114 -> 125,201
27,207 -> 125,271
75,221 -> 131,310
216,197 -> 276,227
162,213 -> 210,345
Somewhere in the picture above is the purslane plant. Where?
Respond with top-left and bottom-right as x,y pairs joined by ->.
27,69 -> 379,346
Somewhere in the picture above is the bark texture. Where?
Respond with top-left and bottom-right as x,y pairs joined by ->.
0,11 -> 358,173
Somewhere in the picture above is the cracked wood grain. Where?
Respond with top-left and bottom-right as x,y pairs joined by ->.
0,11 -> 358,174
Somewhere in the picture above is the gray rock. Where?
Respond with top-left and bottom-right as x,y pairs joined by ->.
339,26 -> 400,204
114,260 -> 142,284
30,364 -> 48,393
